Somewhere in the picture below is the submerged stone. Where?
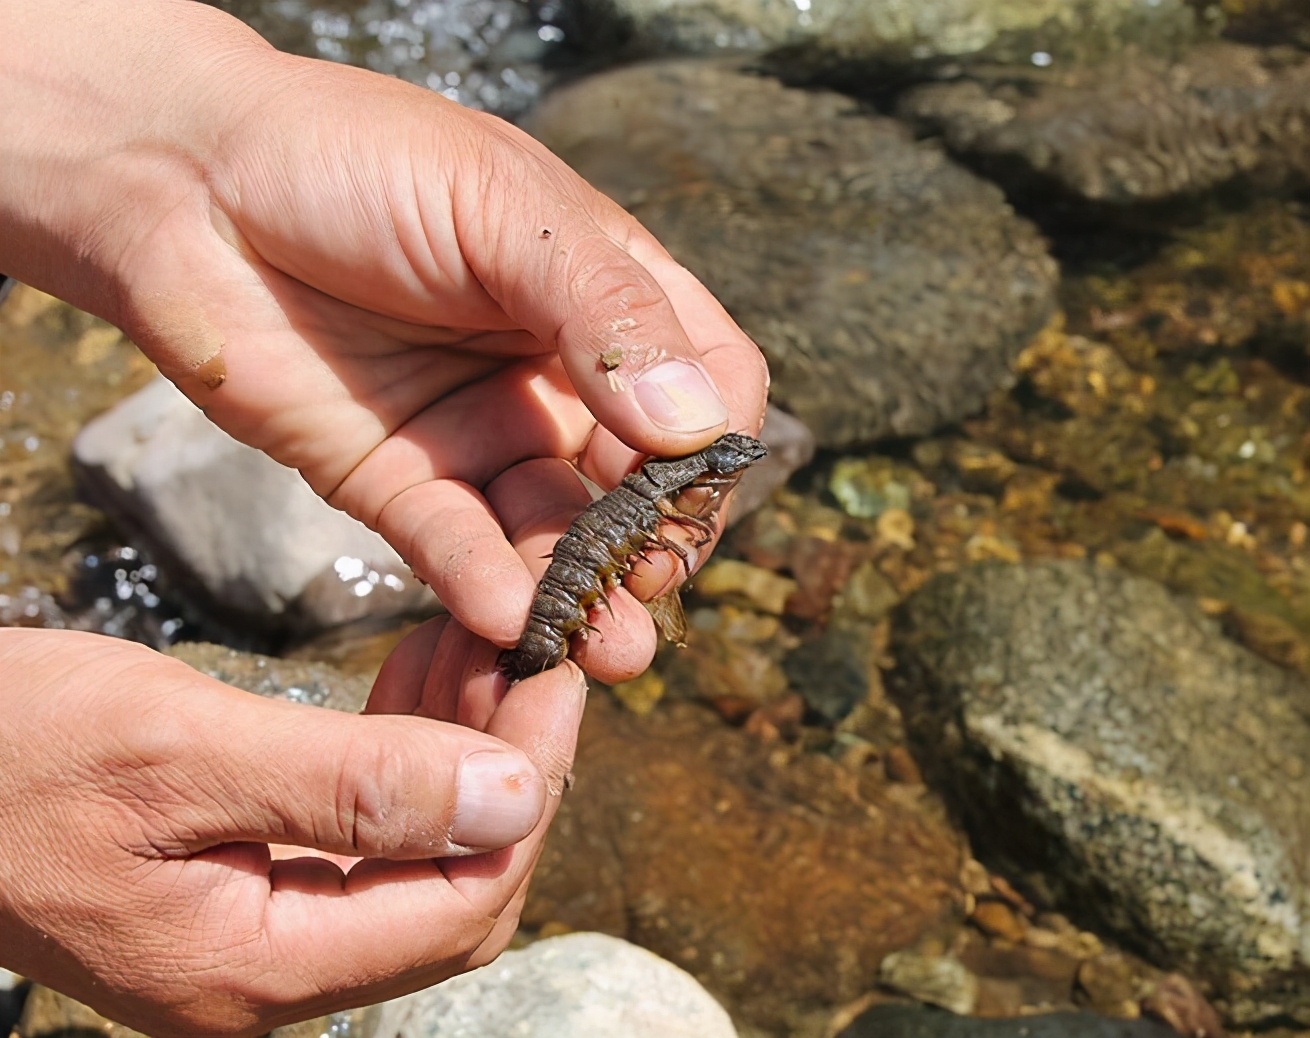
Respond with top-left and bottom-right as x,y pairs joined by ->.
901,42 -> 1310,203
208,0 -> 557,118
889,560 -> 1310,1025
556,0 -> 1208,70
166,642 -> 373,714
836,1005 -> 1175,1038
523,60 -> 1056,448
524,696 -> 962,1032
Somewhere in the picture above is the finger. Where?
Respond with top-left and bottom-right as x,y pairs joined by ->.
366,614 -> 448,715
624,523 -> 702,601
329,353 -> 594,522
415,618 -> 505,731
485,457 -> 594,581
116,201 -> 513,492
635,238 -> 771,435
255,664 -> 585,1004
578,329 -> 768,489
570,587 -> 657,684
141,658 -> 546,859
373,479 -> 536,646
454,123 -> 732,457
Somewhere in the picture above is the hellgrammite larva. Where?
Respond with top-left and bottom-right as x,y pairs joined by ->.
499,432 -> 768,684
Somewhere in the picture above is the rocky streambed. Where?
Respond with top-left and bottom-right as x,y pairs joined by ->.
5,1 -> 1310,1037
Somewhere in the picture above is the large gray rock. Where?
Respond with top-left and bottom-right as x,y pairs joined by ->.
557,0 -> 1208,70
374,932 -> 736,1037
900,42 -> 1310,203
888,561 -> 1310,1025
73,377 -> 435,636
524,61 -> 1057,448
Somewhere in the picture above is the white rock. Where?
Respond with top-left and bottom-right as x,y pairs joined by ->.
73,377 -> 433,632
375,932 -> 737,1038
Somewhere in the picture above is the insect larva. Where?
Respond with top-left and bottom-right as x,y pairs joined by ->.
499,432 -> 768,683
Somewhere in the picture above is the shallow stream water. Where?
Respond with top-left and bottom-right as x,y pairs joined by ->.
4,3 -> 1310,1037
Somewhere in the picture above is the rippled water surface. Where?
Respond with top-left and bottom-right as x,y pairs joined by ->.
206,0 -> 563,115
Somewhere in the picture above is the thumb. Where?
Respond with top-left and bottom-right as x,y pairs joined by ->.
138,661 -> 546,859
458,121 -> 734,458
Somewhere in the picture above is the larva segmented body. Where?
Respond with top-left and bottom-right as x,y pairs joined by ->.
498,432 -> 768,684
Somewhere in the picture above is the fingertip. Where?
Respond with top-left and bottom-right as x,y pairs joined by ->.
571,592 -> 657,685
434,550 -> 537,648
554,236 -> 731,456
490,661 -> 587,797
376,481 -> 536,647
630,357 -> 729,438
562,344 -> 731,458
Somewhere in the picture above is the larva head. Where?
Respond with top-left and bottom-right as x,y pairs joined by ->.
639,432 -> 769,498
698,432 -> 768,475
666,432 -> 768,520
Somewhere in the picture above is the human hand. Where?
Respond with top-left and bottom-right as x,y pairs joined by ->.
0,628 -> 581,1037
0,0 -> 770,686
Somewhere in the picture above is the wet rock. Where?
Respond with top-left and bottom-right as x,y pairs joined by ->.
727,405 -> 815,523
658,604 -> 793,710
889,560 -> 1310,1025
1218,0 -> 1310,48
835,560 -> 903,625
524,696 -> 962,1033
830,457 -> 915,520
15,986 -> 145,1038
693,559 -> 798,615
208,0 -> 559,118
558,0 -> 1207,71
166,641 -> 373,713
1075,951 -> 1144,1017
73,378 -> 435,637
836,1005 -> 1176,1038
783,534 -> 866,621
884,745 -> 924,785
900,42 -> 1310,203
523,60 -> 1057,448
610,668 -> 666,716
958,929 -> 1085,1017
782,623 -> 874,722
376,932 -> 736,1037
970,901 -> 1028,944
880,951 -> 980,1015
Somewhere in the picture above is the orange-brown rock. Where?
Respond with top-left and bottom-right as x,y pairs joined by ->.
525,697 -> 963,1033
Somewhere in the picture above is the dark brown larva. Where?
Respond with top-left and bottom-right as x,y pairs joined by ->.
498,432 -> 768,683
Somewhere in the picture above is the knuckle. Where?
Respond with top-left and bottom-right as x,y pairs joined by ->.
334,735 -> 405,854
334,730 -> 441,856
